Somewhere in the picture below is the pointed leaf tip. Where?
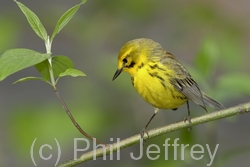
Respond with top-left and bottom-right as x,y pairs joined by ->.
0,48 -> 50,81
13,77 -> 49,85
58,68 -> 86,78
51,0 -> 86,41
15,1 -> 48,41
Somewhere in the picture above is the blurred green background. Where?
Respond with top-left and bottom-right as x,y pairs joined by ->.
1,0 -> 250,167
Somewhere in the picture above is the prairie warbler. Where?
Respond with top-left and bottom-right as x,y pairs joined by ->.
112,38 -> 224,139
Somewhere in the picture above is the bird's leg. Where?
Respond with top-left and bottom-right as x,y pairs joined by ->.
140,108 -> 159,142
184,101 -> 192,131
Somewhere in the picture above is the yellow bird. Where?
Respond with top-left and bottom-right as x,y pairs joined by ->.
112,38 -> 224,138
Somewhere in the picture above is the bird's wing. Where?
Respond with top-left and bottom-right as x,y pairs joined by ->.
160,52 -> 207,110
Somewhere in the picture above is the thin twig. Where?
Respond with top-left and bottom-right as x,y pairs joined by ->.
55,102 -> 250,167
54,89 -> 105,145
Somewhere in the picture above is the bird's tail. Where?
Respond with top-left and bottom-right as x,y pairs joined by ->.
202,92 -> 225,109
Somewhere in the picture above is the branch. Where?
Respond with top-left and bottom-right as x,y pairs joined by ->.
55,102 -> 250,167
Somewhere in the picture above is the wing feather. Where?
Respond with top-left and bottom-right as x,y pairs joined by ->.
160,52 -> 207,110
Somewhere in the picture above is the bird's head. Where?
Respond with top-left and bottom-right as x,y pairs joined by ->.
112,38 -> 163,81
112,39 -> 142,80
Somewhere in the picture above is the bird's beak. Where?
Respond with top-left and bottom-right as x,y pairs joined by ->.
112,68 -> 123,81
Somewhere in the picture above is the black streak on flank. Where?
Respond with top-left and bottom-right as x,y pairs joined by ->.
156,75 -> 165,82
149,72 -> 157,77
149,72 -> 165,82
149,64 -> 165,71
176,96 -> 187,100
161,81 -> 166,89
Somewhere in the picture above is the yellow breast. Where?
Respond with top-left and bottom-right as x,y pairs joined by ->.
131,63 -> 187,109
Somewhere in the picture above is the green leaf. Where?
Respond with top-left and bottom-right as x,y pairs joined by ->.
194,37 -> 220,79
58,68 -> 86,78
14,0 -> 48,41
52,56 -> 74,77
34,60 -> 50,81
0,48 -> 51,81
56,68 -> 86,84
35,55 -> 74,81
51,0 -> 87,41
13,76 -> 49,84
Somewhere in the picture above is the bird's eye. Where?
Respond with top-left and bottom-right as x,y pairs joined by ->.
122,58 -> 128,63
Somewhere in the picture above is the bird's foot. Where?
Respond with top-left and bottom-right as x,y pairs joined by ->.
184,116 -> 192,132
140,128 -> 149,144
